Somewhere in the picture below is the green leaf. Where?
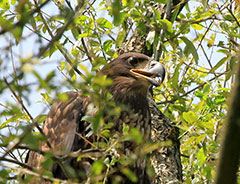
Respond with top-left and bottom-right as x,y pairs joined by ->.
101,129 -> 110,138
217,49 -> 229,55
1,114 -> 23,129
191,24 -> 203,30
159,19 -> 173,33
209,56 -> 228,73
172,65 -> 180,89
122,124 -> 129,134
152,0 -> 168,4
114,12 -> 128,26
75,15 -> 89,25
45,71 -> 55,82
71,29 -> 79,40
96,18 -> 113,29
197,147 -> 206,167
0,0 -> 10,10
196,9 -> 217,21
0,169 -> 9,182
91,159 -> 104,176
93,113 -> 104,133
92,75 -> 112,87
129,128 -> 142,145
12,26 -> 23,44
225,70 -> 232,81
195,134 -> 206,144
180,36 -> 199,63
29,16 -> 37,30
77,32 -> 92,38
171,4 -> 180,22
203,84 -> 211,93
22,63 -> 33,73
10,0 -> 15,5
42,155 -> 54,169
183,111 -> 198,124
103,40 -> 113,53
112,0 -> 128,26
224,14 -> 234,21
121,168 -> 138,182
116,30 -> 126,47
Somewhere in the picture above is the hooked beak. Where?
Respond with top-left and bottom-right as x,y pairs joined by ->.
130,60 -> 165,86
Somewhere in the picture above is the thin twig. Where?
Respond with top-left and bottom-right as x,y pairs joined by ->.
33,0 -> 86,76
36,1 -> 85,58
0,157 -> 33,170
0,0 -> 50,35
179,20 -> 214,86
2,78 -> 52,156
157,71 -> 227,104
75,132 -> 98,149
0,163 -> 79,184
227,7 -> 240,28
155,0 -> 172,61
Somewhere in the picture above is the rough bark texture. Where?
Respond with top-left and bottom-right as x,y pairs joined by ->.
148,96 -> 182,184
117,1 -> 187,183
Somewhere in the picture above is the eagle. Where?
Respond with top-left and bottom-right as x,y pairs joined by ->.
25,52 -> 165,183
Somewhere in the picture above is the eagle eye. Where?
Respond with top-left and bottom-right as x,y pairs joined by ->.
128,57 -> 138,66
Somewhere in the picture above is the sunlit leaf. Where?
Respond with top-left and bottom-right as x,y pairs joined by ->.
112,0 -> 128,26
209,56 -> 228,73
159,19 -> 173,33
180,36 -> 199,63
103,40 -> 113,52
152,0 -> 167,4
183,111 -> 198,124
116,30 -> 126,47
197,147 -> 206,167
91,159 -> 104,176
191,24 -> 203,30
75,15 -> 89,25
96,18 -> 113,29
0,0 -> 10,10
22,63 -> 33,73
172,65 -> 180,89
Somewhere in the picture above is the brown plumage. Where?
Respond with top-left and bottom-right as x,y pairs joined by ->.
26,52 -> 165,183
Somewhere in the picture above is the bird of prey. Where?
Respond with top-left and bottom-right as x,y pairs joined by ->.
25,52 -> 165,183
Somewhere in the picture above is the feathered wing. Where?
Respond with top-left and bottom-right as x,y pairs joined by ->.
27,91 -> 92,181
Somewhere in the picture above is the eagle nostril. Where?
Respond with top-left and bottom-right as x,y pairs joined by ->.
150,63 -> 156,67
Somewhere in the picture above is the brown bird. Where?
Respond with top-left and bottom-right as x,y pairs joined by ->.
25,52 -> 165,183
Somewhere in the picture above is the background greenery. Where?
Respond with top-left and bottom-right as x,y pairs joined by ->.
0,0 -> 239,183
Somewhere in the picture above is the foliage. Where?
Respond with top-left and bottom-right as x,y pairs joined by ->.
0,0 -> 239,183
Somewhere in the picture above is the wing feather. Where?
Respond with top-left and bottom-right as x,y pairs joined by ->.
27,91 -> 90,173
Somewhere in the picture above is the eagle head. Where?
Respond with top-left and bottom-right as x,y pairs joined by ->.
101,52 -> 165,96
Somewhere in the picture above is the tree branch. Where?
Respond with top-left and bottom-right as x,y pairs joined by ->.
33,0 -> 86,76
0,157 -> 33,170
2,78 -> 52,158
0,0 -> 50,35
36,1 -> 85,58
157,71 -> 227,105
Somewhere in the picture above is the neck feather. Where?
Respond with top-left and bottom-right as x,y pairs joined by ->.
108,77 -> 149,115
